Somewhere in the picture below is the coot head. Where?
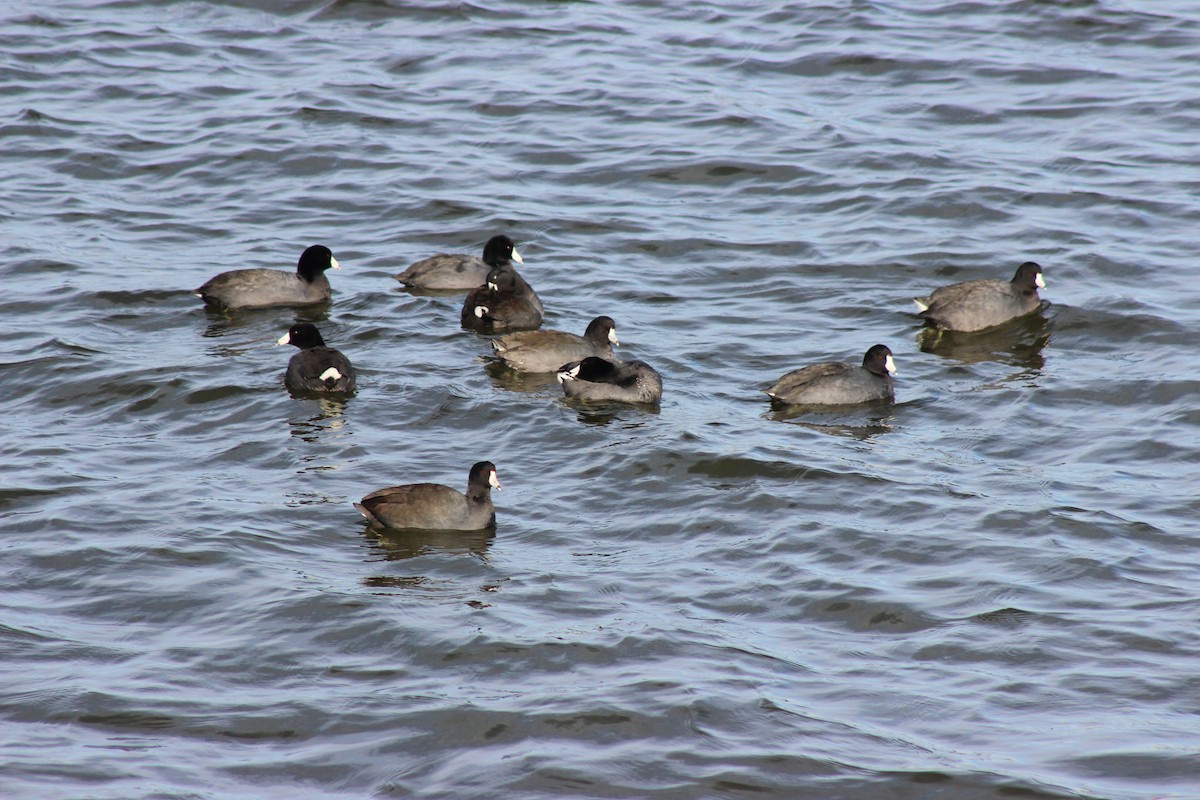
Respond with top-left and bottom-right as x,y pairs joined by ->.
557,356 -> 618,383
276,322 -> 327,349
469,461 -> 502,492
1012,261 -> 1046,292
584,316 -> 620,347
482,235 -> 522,267
863,344 -> 897,376
296,245 -> 340,282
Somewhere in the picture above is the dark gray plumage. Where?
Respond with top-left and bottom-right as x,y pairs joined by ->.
395,234 -> 522,291
491,316 -> 619,373
196,245 -> 339,310
354,461 -> 501,531
914,261 -> 1046,332
765,344 -> 896,406
557,356 -> 663,404
277,323 -> 356,395
461,265 -> 544,333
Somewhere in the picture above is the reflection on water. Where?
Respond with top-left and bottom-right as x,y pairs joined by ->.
575,409 -> 617,426
200,303 -> 331,340
363,526 -> 495,561
916,310 -> 1051,368
399,285 -> 471,299
9,0 -> 1198,794
767,404 -> 896,440
482,358 -> 559,394
284,383 -> 357,402
786,418 -> 894,441
283,490 -> 344,507
362,575 -> 432,592
314,396 -> 351,419
565,400 -> 662,426
967,607 -> 1036,626
288,403 -> 354,474
199,329 -> 280,358
287,402 -> 351,442
199,306 -> 335,361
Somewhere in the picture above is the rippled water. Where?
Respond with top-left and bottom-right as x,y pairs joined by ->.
4,1 -> 1200,798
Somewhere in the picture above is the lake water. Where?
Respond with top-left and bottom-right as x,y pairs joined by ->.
3,1 -> 1199,798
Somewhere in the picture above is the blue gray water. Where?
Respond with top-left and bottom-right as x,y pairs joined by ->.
3,1 -> 1199,798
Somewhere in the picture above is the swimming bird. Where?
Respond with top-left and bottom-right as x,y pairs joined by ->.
276,322 -> 356,394
354,461 -> 500,531
765,344 -> 896,406
461,265 -> 544,333
395,234 -> 523,291
491,316 -> 619,373
557,356 -> 663,404
195,245 -> 340,310
914,261 -> 1046,332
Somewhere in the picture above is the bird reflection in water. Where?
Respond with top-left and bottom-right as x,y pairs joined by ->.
568,401 -> 660,427
287,399 -> 350,443
360,528 -> 495,593
201,303 -> 331,339
288,402 -> 353,476
917,309 -> 1051,370
362,526 -> 494,564
200,303 -> 332,364
768,405 -> 896,440
482,359 -> 557,394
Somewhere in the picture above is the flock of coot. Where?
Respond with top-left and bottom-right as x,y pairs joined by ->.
194,236 -> 1046,532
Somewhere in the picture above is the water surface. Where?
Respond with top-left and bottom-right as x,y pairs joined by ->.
3,1 -> 1199,798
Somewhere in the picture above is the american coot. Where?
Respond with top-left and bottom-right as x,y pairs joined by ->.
354,461 -> 500,531
461,265 -> 544,333
914,261 -> 1046,332
196,245 -> 340,310
395,234 -> 523,291
765,344 -> 896,406
557,356 -> 663,404
491,316 -> 619,373
276,322 -> 356,395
